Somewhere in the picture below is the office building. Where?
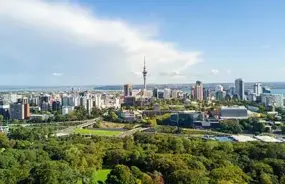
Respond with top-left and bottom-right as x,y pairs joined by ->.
216,91 -> 225,101
216,85 -> 223,92
163,88 -> 171,99
158,91 -> 164,99
0,105 -> 10,119
40,102 -> 50,111
153,88 -> 158,98
235,78 -> 245,100
123,84 -> 132,97
203,88 -> 211,101
10,103 -> 25,120
248,93 -> 257,102
194,81 -> 203,101
52,101 -> 61,111
253,83 -> 262,96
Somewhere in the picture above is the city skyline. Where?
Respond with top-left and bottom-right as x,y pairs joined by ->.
1,0 -> 285,85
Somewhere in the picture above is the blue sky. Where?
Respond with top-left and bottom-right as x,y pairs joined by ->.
0,0 -> 284,85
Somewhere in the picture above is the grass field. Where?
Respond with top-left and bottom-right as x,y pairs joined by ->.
74,128 -> 123,136
93,169 -> 111,183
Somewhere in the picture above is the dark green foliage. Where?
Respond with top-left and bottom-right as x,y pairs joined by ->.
0,127 -> 285,184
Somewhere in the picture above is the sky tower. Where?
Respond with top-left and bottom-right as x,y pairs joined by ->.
142,57 -> 147,90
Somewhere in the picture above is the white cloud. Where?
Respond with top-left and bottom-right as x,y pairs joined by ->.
52,73 -> 63,77
0,0 -> 202,85
211,69 -> 219,75
226,69 -> 231,74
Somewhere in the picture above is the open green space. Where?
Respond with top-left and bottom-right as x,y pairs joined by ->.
74,128 -> 123,136
93,169 -> 111,183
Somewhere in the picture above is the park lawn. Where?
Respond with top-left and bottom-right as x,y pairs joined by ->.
74,128 -> 122,136
94,169 -> 111,183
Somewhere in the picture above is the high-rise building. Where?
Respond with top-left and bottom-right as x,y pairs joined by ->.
153,88 -> 158,98
87,99 -> 93,114
40,102 -> 50,111
253,83 -> 262,96
10,103 -> 24,120
216,85 -> 224,92
194,81 -> 203,101
52,101 -> 61,111
80,96 -> 87,109
171,90 -> 178,99
216,91 -> 225,101
163,88 -> 171,99
235,78 -> 245,100
24,103 -> 30,119
123,84 -> 132,97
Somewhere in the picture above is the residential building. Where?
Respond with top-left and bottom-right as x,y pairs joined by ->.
10,103 -> 24,120
194,81 -> 203,101
87,98 -> 93,114
24,104 -> 30,119
235,78 -> 245,100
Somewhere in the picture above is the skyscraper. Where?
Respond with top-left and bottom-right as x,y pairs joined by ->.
123,84 -> 132,97
153,88 -> 158,98
235,78 -> 245,100
253,83 -> 262,96
194,81 -> 203,101
142,57 -> 147,91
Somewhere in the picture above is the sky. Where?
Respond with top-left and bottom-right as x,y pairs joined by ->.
0,0 -> 285,86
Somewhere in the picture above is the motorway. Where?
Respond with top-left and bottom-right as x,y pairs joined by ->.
54,118 -> 101,137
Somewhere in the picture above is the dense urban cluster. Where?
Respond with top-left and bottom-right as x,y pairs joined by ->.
0,63 -> 285,183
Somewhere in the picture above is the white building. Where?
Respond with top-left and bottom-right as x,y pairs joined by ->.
253,83 -> 262,96
86,98 -> 93,114
216,85 -> 224,92
94,94 -> 102,108
62,106 -> 75,116
261,94 -> 284,107
163,88 -> 171,99
220,106 -> 248,119
171,90 -> 178,99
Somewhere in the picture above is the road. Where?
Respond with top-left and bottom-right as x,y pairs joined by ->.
55,118 -> 101,137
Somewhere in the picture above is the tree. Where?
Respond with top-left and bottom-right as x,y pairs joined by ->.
0,115 -> 4,122
210,165 -> 250,184
106,165 -> 136,184
168,169 -> 209,184
281,125 -> 285,135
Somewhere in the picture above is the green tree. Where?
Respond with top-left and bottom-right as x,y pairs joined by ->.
106,165 -> 136,184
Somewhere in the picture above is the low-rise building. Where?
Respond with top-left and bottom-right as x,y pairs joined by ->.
220,106 -> 248,119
